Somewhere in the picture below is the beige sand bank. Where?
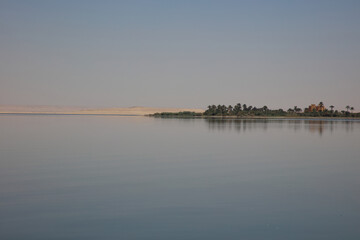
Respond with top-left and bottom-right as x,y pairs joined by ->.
0,105 -> 204,116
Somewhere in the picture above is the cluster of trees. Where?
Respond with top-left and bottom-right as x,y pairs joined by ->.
301,102 -> 357,117
203,102 -> 359,118
301,109 -> 358,117
204,104 -> 287,116
151,102 -> 359,118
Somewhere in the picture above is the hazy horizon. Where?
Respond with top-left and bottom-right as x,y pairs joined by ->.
1,0 -> 360,110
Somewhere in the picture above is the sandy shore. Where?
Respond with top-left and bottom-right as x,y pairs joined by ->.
0,105 -> 204,116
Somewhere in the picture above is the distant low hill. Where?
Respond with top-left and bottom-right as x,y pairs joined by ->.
0,105 -> 204,116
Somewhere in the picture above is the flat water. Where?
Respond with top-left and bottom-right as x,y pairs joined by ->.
1,115 -> 359,239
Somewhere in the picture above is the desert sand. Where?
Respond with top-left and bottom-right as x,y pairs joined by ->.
0,105 -> 204,116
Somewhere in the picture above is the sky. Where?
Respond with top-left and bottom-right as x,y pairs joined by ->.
1,0 -> 359,110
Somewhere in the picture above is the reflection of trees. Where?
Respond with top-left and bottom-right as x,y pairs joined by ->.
307,120 -> 324,136
290,120 -> 302,132
304,120 -> 354,135
205,119 -> 272,133
345,120 -> 354,132
204,118 -> 358,135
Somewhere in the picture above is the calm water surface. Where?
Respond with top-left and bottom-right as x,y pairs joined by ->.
1,115 -> 359,239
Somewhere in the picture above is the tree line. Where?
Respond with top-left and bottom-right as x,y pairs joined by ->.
204,104 -> 287,116
150,102 -> 358,118
203,102 -> 358,117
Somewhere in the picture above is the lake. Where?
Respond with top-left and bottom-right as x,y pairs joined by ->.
1,115 -> 359,239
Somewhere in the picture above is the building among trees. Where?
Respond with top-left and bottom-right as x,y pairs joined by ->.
305,103 -> 326,112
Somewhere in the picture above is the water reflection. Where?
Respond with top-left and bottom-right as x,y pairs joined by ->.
1,115 -> 360,239
205,118 -> 359,136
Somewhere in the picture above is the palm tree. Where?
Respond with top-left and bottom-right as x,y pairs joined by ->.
228,105 -> 233,115
233,103 -> 242,114
350,107 -> 354,113
221,105 -> 227,115
346,105 -> 350,113
205,105 -> 217,116
329,105 -> 334,117
293,106 -> 300,114
319,102 -> 324,107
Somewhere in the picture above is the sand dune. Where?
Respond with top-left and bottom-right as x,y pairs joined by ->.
0,105 -> 204,115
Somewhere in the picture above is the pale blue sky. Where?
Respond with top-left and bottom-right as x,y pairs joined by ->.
1,0 -> 359,110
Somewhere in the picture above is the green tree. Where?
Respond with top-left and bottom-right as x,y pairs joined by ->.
216,105 -> 222,115
204,105 -> 217,116
228,105 -> 233,115
233,103 -> 242,115
223,105 -> 228,115
346,105 -> 350,113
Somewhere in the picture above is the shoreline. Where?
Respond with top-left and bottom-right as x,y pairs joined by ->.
1,112 -> 359,120
148,115 -> 360,120
0,106 -> 204,116
0,112 -> 140,116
